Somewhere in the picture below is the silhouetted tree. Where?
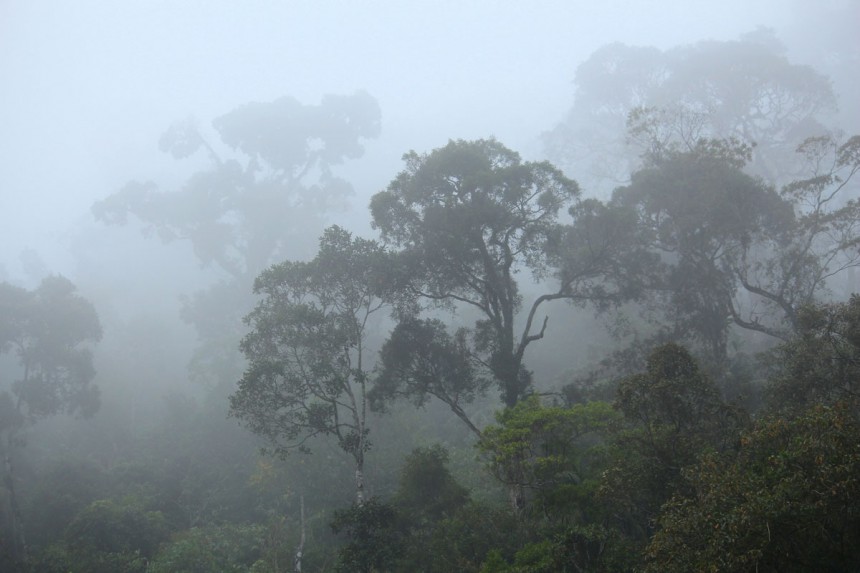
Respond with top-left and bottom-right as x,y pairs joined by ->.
93,92 -> 381,389
371,139 -> 642,409
0,276 -> 102,566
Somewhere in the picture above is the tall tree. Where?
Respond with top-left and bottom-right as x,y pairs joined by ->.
229,226 -> 396,505
93,92 -> 381,388
371,139 -> 642,410
545,33 -> 837,195
0,276 -> 102,565
731,133 -> 860,339
611,139 -> 790,360
612,134 -> 860,360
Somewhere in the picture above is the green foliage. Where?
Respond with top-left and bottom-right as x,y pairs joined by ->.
612,142 -> 790,358
23,460 -> 105,547
479,396 -> 617,517
372,318 -> 490,436
28,542 -> 148,573
147,523 -> 266,573
61,497 -> 168,572
614,344 -> 735,437
14,43 -> 858,573
395,445 -> 470,523
766,293 -> 860,414
418,502 -> 522,573
546,198 -> 657,310
479,525 -> 638,573
331,497 -> 402,573
0,276 -> 102,568
646,402 -> 860,572
230,225 -> 396,502
390,445 -> 474,570
547,36 -> 858,362
64,498 -> 168,556
602,344 -> 743,541
611,132 -> 860,358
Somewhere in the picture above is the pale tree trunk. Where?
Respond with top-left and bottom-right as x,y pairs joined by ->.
293,494 -> 305,573
352,339 -> 367,507
355,462 -> 365,506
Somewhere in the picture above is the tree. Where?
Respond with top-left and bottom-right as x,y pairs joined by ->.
601,344 -> 742,544
644,296 -> 860,571
394,445 -> 470,525
0,276 -> 102,565
479,525 -> 636,573
478,396 -> 616,516
330,498 -> 401,573
545,33 -> 837,195
611,139 -> 791,360
0,276 -> 102,421
146,523 -> 267,573
416,502 -> 522,573
645,402 -> 860,573
61,498 -> 168,573
730,133 -> 860,340
610,132 -> 860,364
765,294 -> 860,414
93,92 -> 381,389
229,226 -> 396,505
371,139 -> 639,410
371,318 -> 490,438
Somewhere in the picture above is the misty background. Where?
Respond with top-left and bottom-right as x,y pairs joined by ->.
5,0 -> 855,271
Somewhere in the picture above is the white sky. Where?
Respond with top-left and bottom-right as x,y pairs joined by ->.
0,0 -> 814,276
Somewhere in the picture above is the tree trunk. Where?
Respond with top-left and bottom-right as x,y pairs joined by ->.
293,495 -> 305,573
505,448 -> 527,515
507,483 -> 526,515
355,463 -> 365,505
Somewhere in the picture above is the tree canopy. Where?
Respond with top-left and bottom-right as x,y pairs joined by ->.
229,226 -> 396,503
0,276 -> 102,423
545,34 -> 837,194
92,92 -> 381,389
371,138 -> 640,409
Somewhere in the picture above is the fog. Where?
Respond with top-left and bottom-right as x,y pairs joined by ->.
1,0 -> 816,271
1,1 -> 859,570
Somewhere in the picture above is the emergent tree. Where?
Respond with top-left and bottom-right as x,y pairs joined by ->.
545,32 -> 837,195
371,139 -> 643,410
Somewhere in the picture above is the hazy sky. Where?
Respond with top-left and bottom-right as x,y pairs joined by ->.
0,0 -> 818,277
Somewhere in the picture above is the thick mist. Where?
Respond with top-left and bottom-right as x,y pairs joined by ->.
1,1 -> 858,571
1,0 -> 817,268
